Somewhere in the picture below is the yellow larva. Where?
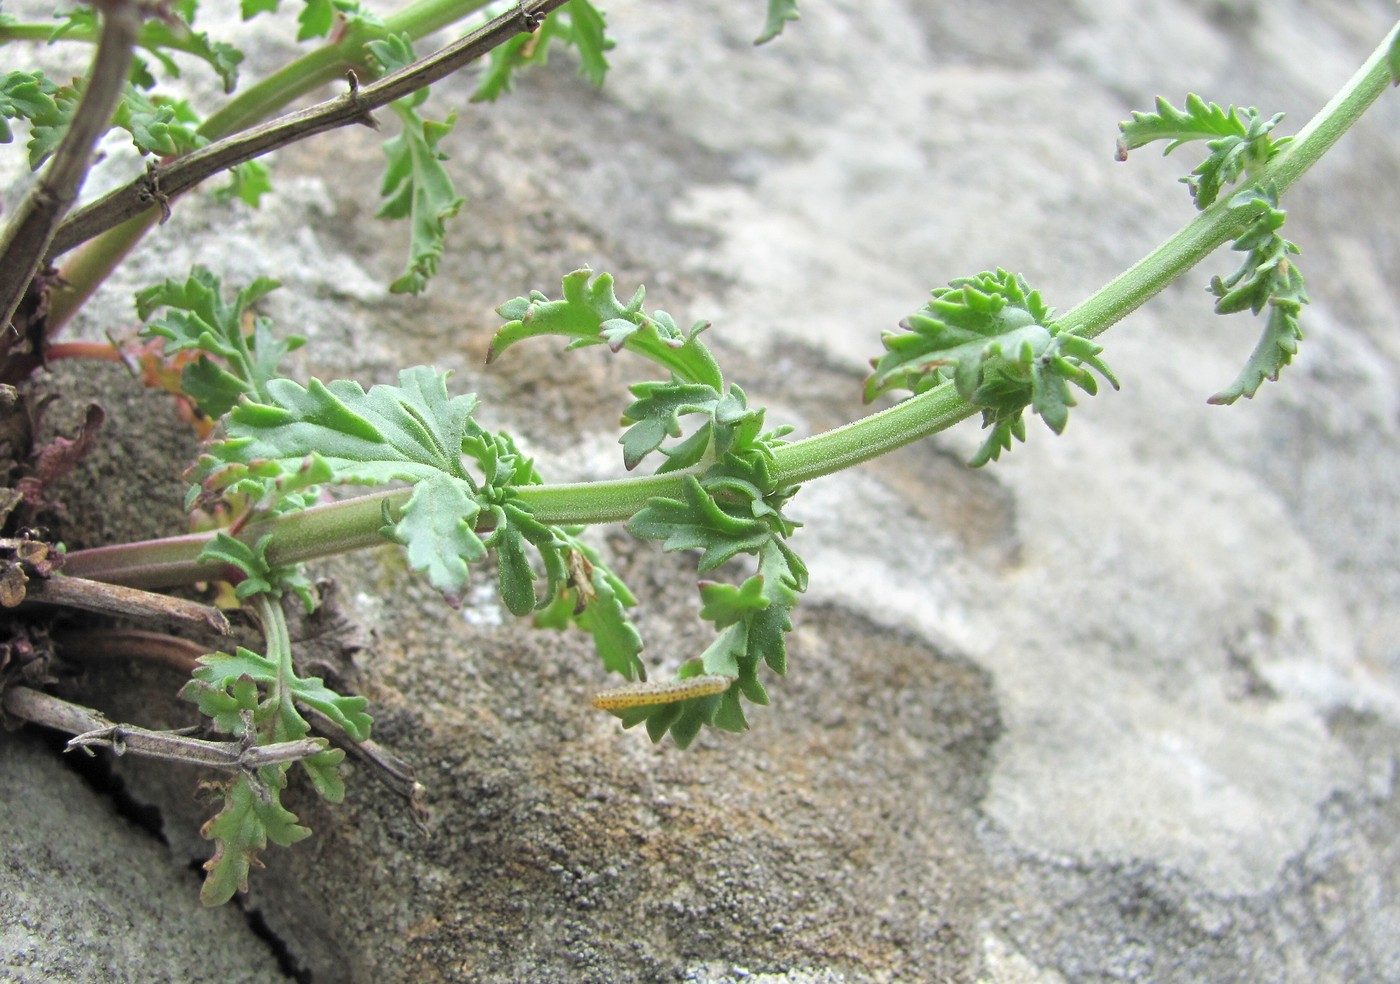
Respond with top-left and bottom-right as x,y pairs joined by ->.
591,674 -> 735,710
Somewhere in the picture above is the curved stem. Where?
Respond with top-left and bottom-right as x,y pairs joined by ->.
60,21 -> 1400,591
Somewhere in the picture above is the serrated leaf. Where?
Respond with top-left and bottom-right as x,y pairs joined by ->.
388,472 -> 485,606
214,366 -> 481,485
297,0 -> 335,39
1117,94 -> 1289,209
1205,183 -> 1309,402
199,771 -> 310,906
867,270 -> 1115,466
698,574 -> 769,627
535,538 -> 645,682
0,71 -> 59,147
218,159 -> 272,206
111,85 -> 203,157
377,101 -> 464,294
491,269 -> 723,389
565,0 -> 612,85
628,476 -> 773,571
23,78 -> 78,169
137,267 -> 297,416
1208,293 -> 1305,405
619,381 -> 724,469
134,13 -> 245,93
756,0 -> 800,44
199,530 -> 318,609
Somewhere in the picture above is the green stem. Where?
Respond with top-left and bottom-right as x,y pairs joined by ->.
251,592 -> 297,732
60,21 -> 1400,590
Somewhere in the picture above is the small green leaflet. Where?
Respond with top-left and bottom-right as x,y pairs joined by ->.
493,269 -> 747,473
238,0 -> 379,42
200,530 -> 318,608
756,0 -> 801,44
866,269 -> 1117,466
1206,184 -> 1308,404
534,535 -> 646,682
0,71 -> 59,148
199,769 -> 310,906
1117,94 -> 1290,210
471,0 -> 614,103
183,633 -> 361,906
369,34 -> 466,295
614,476 -> 806,747
1118,93 -> 1312,403
43,3 -> 242,92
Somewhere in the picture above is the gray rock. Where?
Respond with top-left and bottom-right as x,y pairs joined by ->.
0,733 -> 292,983
5,0 -> 1399,981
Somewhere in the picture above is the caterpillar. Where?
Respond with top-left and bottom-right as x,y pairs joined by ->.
591,674 -> 735,711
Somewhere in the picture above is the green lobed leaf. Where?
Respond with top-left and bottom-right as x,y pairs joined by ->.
628,475 -> 774,571
604,539 -> 806,747
612,458 -> 806,747
1117,94 -> 1290,209
0,71 -> 59,147
200,529 -> 319,609
388,472 -> 486,607
137,266 -> 299,417
111,84 -> 203,158
22,77 -> 78,170
211,366 -> 481,485
133,11 -> 245,93
491,269 -> 723,390
377,101 -> 465,294
199,770 -> 310,906
535,536 -> 646,682
1206,185 -> 1308,404
182,645 -> 374,742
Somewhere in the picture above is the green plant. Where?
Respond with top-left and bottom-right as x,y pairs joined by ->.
1,0 -> 1396,906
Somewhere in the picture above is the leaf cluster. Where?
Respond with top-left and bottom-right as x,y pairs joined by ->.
866,269 -> 1117,466
1205,184 -> 1308,403
1118,95 -> 1308,402
182,634 -> 372,905
492,269 -> 806,745
0,5 -> 268,201
138,266 -> 301,421
195,355 -> 645,677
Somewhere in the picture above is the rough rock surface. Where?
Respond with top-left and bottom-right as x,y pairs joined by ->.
4,1 -> 1400,981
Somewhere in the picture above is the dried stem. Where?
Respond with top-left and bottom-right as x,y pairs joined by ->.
44,0 -> 571,263
21,575 -> 230,635
0,0 -> 141,340
2,686 -> 324,770
53,627 -> 209,675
